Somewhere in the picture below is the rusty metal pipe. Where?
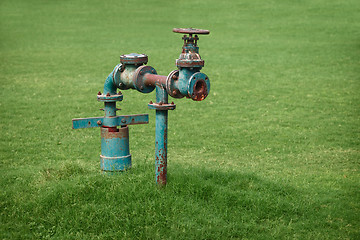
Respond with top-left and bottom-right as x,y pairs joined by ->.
154,85 -> 168,186
143,73 -> 167,87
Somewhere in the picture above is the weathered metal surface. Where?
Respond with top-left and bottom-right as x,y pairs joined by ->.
72,114 -> 149,129
176,60 -> 204,68
120,53 -> 148,65
72,68 -> 148,174
143,73 -> 167,88
165,70 -> 182,98
147,28 -> 211,185
100,126 -> 131,172
103,66 -> 120,95
177,67 -> 197,97
154,85 -> 168,186
176,37 -> 204,68
133,65 -> 157,93
97,93 -> 123,102
175,31 -> 209,68
115,114 -> 149,126
148,102 -> 176,111
173,28 -> 210,35
171,28 -> 211,102
72,117 -> 104,129
114,63 -> 137,90
188,72 -> 210,101
104,102 -> 117,117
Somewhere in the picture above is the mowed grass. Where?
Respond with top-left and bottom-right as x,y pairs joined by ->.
1,0 -> 359,239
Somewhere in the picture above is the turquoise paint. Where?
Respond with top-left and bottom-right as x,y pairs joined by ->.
72,28 -> 210,184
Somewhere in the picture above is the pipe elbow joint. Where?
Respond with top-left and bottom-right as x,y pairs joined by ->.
103,65 -> 119,95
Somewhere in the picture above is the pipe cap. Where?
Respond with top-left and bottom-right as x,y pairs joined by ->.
120,53 -> 148,65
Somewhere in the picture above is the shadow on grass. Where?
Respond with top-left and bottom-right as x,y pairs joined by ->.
1,161 -> 353,239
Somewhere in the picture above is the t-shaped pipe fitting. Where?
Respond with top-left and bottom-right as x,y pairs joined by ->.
112,53 -> 154,92
110,28 -> 210,102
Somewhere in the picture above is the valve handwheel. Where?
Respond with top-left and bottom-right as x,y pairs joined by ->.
173,28 -> 210,35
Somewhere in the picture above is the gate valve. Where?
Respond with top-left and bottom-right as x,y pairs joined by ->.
173,28 -> 209,68
166,28 -> 211,101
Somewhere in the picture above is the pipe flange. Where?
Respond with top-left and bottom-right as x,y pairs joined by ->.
148,102 -> 176,111
133,65 -> 157,93
166,70 -> 183,98
97,93 -> 123,102
176,59 -> 204,68
120,53 -> 148,65
187,72 -> 210,101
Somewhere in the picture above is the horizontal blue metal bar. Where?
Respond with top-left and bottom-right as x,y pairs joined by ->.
118,114 -> 149,126
72,114 -> 149,129
72,117 -> 103,129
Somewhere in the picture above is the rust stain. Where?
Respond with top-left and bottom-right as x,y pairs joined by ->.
192,79 -> 208,101
101,126 -> 129,139
108,127 -> 118,132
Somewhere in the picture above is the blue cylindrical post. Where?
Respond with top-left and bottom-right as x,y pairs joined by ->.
155,86 -> 168,185
100,126 -> 131,172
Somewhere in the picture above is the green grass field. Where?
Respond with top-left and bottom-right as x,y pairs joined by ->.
1,0 -> 359,239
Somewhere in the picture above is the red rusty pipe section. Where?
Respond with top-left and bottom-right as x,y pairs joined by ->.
143,73 -> 167,87
106,126 -> 119,132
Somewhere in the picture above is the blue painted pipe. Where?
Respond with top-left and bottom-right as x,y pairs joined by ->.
102,66 -> 132,172
72,62 -> 149,173
100,126 -> 131,172
103,66 -> 118,95
155,85 -> 168,185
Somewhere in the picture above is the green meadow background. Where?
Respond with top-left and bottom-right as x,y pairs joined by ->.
1,0 -> 359,239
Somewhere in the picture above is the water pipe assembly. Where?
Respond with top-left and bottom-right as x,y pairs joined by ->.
72,28 -> 210,185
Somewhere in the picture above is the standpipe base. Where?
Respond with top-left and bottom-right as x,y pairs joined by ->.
100,155 -> 132,172
100,126 -> 131,172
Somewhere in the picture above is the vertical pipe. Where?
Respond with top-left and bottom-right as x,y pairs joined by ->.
104,102 -> 116,117
155,85 -> 168,186
101,98 -> 132,172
